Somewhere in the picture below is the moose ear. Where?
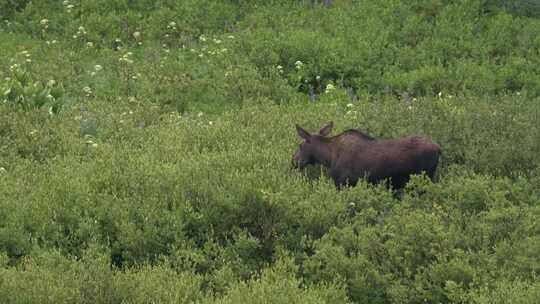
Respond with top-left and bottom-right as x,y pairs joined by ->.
319,121 -> 333,136
296,124 -> 311,140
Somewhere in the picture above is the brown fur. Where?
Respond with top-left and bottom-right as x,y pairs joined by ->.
292,122 -> 441,189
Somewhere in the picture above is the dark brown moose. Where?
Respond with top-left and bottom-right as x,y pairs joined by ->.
292,122 -> 441,189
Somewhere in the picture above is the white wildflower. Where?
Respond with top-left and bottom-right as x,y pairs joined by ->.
86,42 -> 94,48
325,83 -> 335,94
83,86 -> 92,96
119,52 -> 134,64
132,31 -> 141,39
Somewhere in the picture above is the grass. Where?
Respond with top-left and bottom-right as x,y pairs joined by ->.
1,1 -> 540,303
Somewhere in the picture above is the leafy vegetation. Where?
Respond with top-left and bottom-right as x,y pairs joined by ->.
1,0 -> 540,303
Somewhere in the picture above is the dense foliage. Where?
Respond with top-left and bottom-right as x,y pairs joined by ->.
1,0 -> 540,303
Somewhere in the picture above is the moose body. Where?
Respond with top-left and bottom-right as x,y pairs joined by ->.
292,122 -> 441,189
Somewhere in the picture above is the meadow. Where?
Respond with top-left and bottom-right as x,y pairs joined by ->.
1,0 -> 540,303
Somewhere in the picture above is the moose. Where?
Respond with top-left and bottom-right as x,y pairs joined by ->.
292,122 -> 441,189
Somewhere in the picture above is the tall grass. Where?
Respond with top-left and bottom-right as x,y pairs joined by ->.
1,0 -> 540,303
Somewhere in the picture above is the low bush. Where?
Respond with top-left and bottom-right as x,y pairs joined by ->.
2,1 -> 540,303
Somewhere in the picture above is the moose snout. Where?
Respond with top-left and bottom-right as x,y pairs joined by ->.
292,152 -> 301,169
292,152 -> 307,170
292,156 -> 299,169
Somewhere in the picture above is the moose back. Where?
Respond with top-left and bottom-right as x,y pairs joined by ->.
292,122 -> 441,189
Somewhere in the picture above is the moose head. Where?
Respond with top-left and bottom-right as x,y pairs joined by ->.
292,122 -> 334,169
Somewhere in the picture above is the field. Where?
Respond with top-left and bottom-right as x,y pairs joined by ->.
1,0 -> 540,303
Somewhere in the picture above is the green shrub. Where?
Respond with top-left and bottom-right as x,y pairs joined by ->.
2,65 -> 67,114
205,257 -> 350,304
2,1 -> 540,303
0,0 -> 30,19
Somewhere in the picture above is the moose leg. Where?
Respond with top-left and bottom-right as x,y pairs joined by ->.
389,175 -> 409,190
332,175 -> 348,188
423,151 -> 440,182
428,161 -> 440,182
330,168 -> 350,188
334,179 -> 346,188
